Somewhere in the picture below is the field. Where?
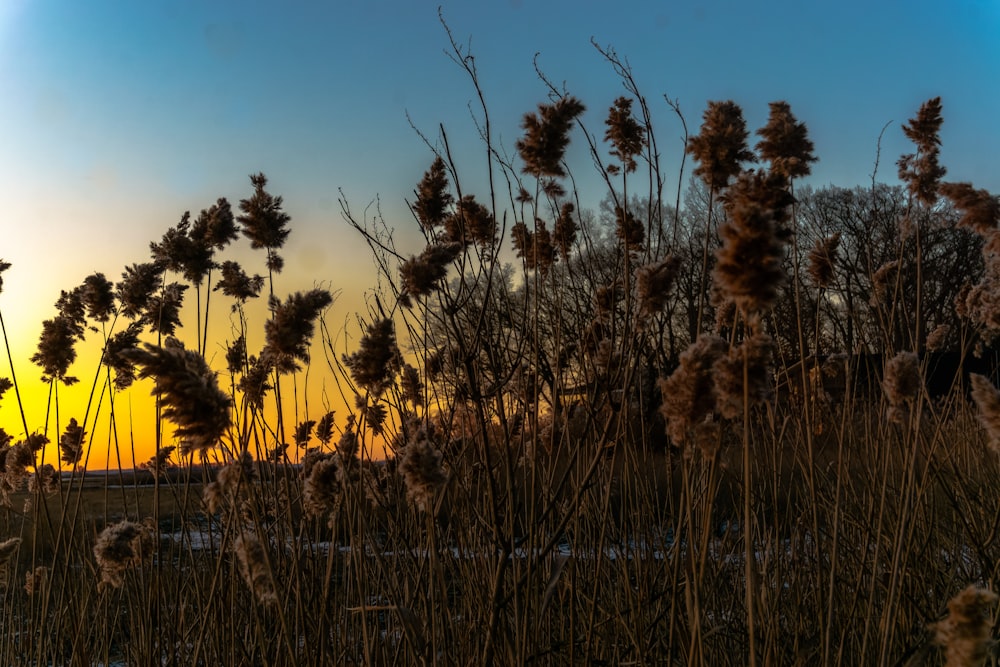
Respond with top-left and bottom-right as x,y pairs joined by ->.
2,39 -> 1000,666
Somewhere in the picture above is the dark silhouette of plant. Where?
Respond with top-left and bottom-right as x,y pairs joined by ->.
238,173 -> 291,280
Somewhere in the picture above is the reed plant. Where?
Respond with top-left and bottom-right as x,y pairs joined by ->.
0,23 -> 999,667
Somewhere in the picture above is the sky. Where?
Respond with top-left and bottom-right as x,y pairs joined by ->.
0,0 -> 998,467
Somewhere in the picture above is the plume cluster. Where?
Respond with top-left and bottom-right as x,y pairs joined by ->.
808,233 -> 841,288
687,100 -> 754,191
755,100 -> 817,181
636,255 -> 681,321
930,585 -> 997,667
234,533 -> 278,606
263,289 -> 334,373
124,338 -> 231,457
93,520 -> 155,589
238,173 -> 291,272
59,417 -> 86,467
898,97 -> 946,206
398,419 -> 447,512
883,351 -> 921,424
970,374 -> 1000,453
714,171 -> 794,316
605,96 -> 646,174
343,319 -> 401,397
516,96 -> 585,178
657,335 -> 728,446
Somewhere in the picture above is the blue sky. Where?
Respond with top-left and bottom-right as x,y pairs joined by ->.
0,0 -> 997,460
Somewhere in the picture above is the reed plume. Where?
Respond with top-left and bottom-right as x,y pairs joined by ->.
808,232 -> 841,288
553,202 -> 577,261
883,351 -> 921,424
102,322 -> 143,391
294,419 -> 315,449
193,197 -> 239,251
940,182 -> 1000,235
238,354 -> 273,411
93,520 -> 155,589
139,445 -> 175,477
315,410 -> 335,446
143,282 -> 188,336
343,318 -> 401,397
215,260 -> 265,306
516,96 -> 585,178
898,97 -> 946,206
116,262 -> 165,320
605,96 -> 646,174
658,334 -> 728,446
24,566 -> 46,595
712,333 -> 776,420
400,364 -> 424,408
59,417 -> 85,467
687,100 -> 755,191
238,173 -> 291,273
714,170 -> 794,316
970,374 -> 1000,453
930,585 -> 998,667
0,537 -> 21,565
926,324 -> 951,352
28,463 -> 59,495
263,289 -> 334,373
636,255 -> 681,321
203,456 -> 253,514
870,260 -> 900,307
399,241 -> 462,306
31,315 -> 80,385
80,273 -> 116,322
412,156 -> 453,233
124,338 -> 231,457
447,195 -> 496,247
303,453 -> 340,519
150,213 -> 214,287
755,100 -> 817,181
398,419 -> 446,512
614,204 -> 644,248
234,533 -> 278,605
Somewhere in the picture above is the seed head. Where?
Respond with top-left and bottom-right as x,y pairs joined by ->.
516,96 -> 586,178
808,232 -> 841,289
687,100 -> 755,191
412,156 -> 453,232
898,97 -> 946,206
971,374 -> 1000,453
755,101 -> 817,181
605,96 -> 646,174
116,262 -> 165,320
883,351 -> 921,424
714,171 -> 793,316
636,255 -> 681,321
940,182 -> 1000,236
263,289 -> 333,374
234,533 -> 278,605
343,318 -> 401,397
658,335 -> 728,446
93,520 -> 155,589
214,261 -> 265,306
124,338 -> 231,457
238,173 -> 291,263
712,333 -> 776,420
398,420 -> 447,513
930,585 -> 997,667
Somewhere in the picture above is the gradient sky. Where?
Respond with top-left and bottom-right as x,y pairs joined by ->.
0,0 -> 998,467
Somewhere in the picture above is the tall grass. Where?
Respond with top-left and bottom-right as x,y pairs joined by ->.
0,27 -> 999,666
